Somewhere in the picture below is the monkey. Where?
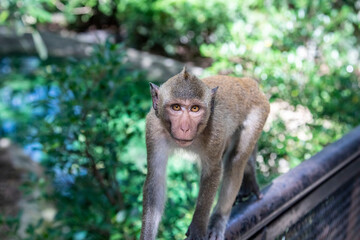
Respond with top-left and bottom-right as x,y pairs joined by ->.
141,67 -> 270,240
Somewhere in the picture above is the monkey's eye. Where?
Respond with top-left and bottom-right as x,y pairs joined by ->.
171,104 -> 181,111
191,105 -> 200,112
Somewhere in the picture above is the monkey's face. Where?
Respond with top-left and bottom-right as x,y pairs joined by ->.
149,67 -> 217,147
165,99 -> 207,147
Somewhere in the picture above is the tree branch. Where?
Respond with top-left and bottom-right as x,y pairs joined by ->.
85,143 -> 117,208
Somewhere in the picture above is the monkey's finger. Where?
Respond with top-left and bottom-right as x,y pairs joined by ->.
208,231 -> 224,240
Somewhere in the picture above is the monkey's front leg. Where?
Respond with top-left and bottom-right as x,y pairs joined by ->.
186,161 -> 222,240
140,137 -> 169,240
207,157 -> 247,240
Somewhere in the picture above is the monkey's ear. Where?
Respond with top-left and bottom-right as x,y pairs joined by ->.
181,65 -> 189,80
150,83 -> 160,110
211,86 -> 219,97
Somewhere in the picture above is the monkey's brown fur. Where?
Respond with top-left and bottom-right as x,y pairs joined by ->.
141,68 -> 270,240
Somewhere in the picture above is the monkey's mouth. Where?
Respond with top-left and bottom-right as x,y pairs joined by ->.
172,137 -> 194,147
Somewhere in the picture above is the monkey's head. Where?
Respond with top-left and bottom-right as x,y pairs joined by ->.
150,67 -> 218,147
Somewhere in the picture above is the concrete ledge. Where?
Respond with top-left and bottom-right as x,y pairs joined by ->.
0,26 -> 203,81
226,125 -> 360,239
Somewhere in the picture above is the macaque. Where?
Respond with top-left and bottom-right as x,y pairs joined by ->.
141,67 -> 270,240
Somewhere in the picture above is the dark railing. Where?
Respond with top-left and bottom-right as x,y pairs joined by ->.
226,125 -> 360,240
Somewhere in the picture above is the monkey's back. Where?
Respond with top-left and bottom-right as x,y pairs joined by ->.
201,75 -> 269,132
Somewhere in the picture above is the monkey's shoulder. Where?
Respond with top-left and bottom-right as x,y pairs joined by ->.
203,75 -> 266,107
202,75 -> 259,91
202,75 -> 262,101
145,110 -> 164,134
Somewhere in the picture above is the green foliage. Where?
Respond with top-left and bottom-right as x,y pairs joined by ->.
0,43 -> 201,239
0,0 -> 54,25
0,57 -> 47,144
200,0 -> 360,177
32,42 -> 149,240
114,0 -> 231,55
1,0 -> 232,57
0,215 -> 20,238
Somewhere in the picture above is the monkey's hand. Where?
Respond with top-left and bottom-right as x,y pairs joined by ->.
185,223 -> 207,240
207,229 -> 224,240
207,214 -> 226,240
184,233 -> 207,240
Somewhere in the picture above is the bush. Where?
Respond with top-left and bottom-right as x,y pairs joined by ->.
115,0 -> 231,56
200,1 -> 360,182
1,0 -> 232,58
0,43 -> 202,239
32,42 -> 149,239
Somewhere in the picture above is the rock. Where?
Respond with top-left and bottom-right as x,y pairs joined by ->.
0,139 -> 53,239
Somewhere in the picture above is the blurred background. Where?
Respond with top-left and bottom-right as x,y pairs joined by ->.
0,0 -> 359,239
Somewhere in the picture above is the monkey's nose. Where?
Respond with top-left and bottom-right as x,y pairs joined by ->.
181,127 -> 190,133
180,124 -> 190,133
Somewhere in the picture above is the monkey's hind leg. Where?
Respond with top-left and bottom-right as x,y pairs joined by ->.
235,145 -> 262,203
207,109 -> 267,240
